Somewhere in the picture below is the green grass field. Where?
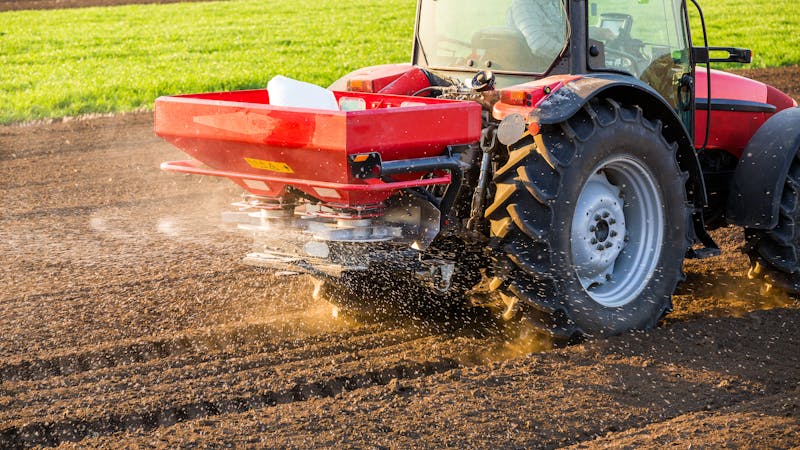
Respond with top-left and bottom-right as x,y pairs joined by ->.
689,0 -> 800,67
0,0 -> 414,124
0,0 -> 797,124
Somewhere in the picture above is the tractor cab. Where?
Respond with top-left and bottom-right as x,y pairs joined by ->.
414,0 -> 569,75
414,0 -> 693,123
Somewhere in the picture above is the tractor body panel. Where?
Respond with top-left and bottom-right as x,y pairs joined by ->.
695,68 -> 796,158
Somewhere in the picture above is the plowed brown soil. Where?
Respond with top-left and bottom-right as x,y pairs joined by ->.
2,69 -> 800,449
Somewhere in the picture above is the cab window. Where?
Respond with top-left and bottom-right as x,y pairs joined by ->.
588,0 -> 691,110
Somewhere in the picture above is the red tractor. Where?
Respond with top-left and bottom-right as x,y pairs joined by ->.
156,0 -> 799,340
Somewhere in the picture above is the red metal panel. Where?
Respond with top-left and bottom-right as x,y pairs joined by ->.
695,68 -> 766,103
693,109 -> 767,158
694,68 -> 770,157
155,89 -> 481,206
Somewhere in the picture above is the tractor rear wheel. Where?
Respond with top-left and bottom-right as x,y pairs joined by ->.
744,158 -> 800,295
486,98 -> 690,339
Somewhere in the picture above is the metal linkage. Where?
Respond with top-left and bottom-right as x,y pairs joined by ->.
467,125 -> 498,231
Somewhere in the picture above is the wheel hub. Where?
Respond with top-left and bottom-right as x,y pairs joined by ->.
571,171 -> 627,287
570,157 -> 664,308
594,219 -> 610,242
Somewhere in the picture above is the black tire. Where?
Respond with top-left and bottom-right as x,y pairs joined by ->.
744,157 -> 800,294
485,97 -> 691,339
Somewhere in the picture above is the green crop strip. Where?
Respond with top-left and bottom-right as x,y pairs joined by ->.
688,0 -> 800,68
0,0 -> 414,124
0,0 -> 797,124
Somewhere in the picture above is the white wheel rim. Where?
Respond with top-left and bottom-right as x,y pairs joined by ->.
570,156 -> 664,308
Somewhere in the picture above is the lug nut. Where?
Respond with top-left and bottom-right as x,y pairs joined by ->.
594,214 -> 601,221
610,231 -> 618,237
590,225 -> 597,232
591,238 -> 598,244
605,242 -> 613,248
609,218 -> 616,225
605,274 -> 613,281
602,212 -> 609,218
596,244 -> 605,251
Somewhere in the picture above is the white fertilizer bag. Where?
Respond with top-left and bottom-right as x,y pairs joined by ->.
267,75 -> 339,111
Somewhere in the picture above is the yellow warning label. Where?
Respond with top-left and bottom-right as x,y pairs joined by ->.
244,157 -> 294,174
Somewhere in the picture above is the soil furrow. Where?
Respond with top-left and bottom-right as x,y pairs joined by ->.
0,323 -> 410,406
1,191 -> 224,221
2,332 -> 467,423
0,268 -> 247,309
0,272 -> 312,358
0,315 -> 382,384
0,113 -> 155,161
51,309 -> 799,450
0,354 -> 463,448
563,386 -> 800,449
